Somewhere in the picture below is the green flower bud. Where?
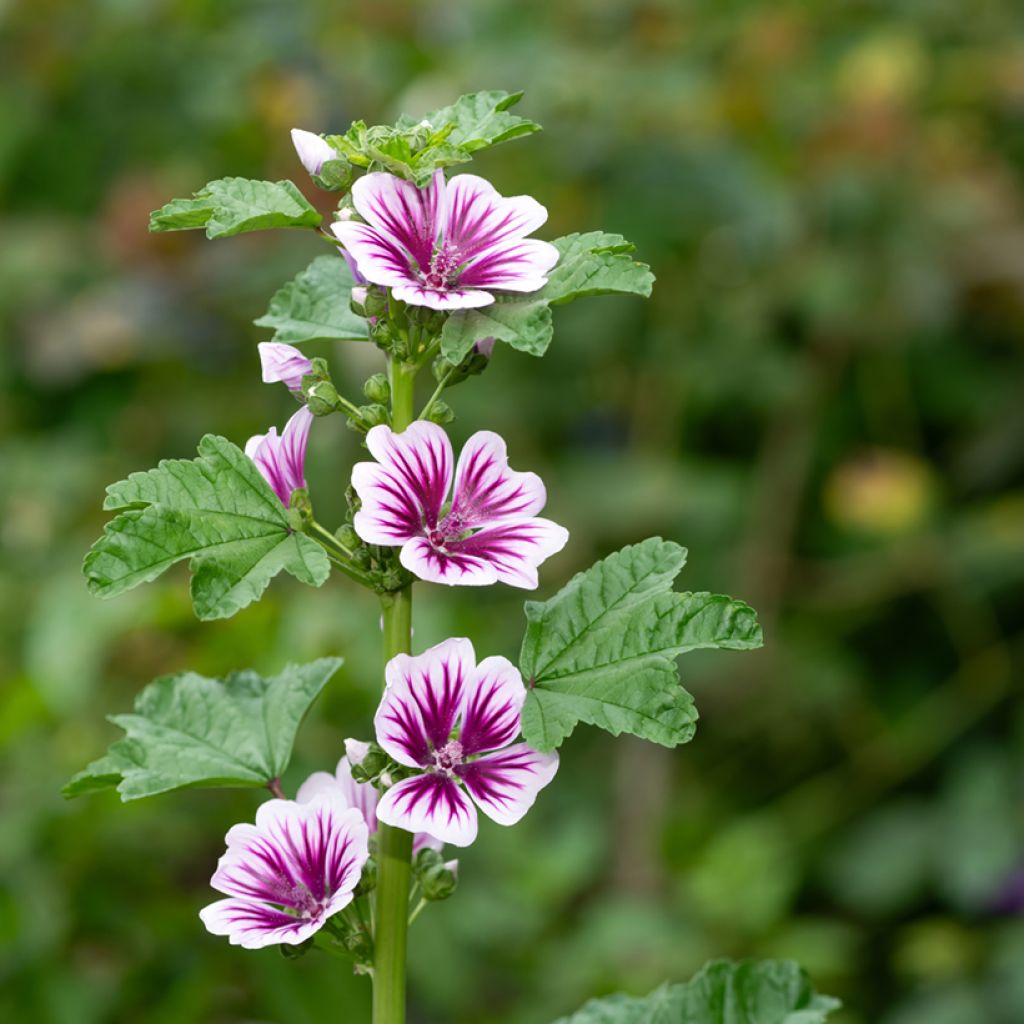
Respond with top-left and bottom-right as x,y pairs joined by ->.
426,400 -> 455,425
336,524 -> 360,550
363,286 -> 389,319
362,373 -> 390,403
305,380 -> 341,417
421,859 -> 458,901
313,158 -> 354,192
359,403 -> 388,428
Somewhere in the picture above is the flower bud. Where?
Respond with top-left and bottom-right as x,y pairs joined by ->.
421,860 -> 458,901
359,403 -> 388,428
350,286 -> 369,317
362,373 -> 390,403
313,159 -> 354,192
305,380 -> 341,417
363,286 -> 389,319
336,524 -> 361,550
290,129 -> 335,177
426,401 -> 455,425
348,745 -> 389,782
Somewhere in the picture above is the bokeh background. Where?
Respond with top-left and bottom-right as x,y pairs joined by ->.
3,1 -> 1024,1022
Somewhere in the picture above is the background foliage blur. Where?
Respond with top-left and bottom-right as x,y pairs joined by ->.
3,1 -> 1024,1022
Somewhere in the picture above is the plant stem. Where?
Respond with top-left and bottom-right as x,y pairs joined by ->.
373,356 -> 417,1024
418,363 -> 457,421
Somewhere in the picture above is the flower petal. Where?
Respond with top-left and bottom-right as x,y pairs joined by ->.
445,517 -> 569,590
399,536 -> 499,587
332,220 -> 418,292
290,129 -> 335,177
199,897 -> 322,949
245,406 -> 313,507
258,342 -> 313,391
458,238 -> 560,292
458,656 -> 526,757
451,431 -> 546,528
296,758 -> 379,829
376,774 -> 478,847
457,743 -> 559,826
352,422 -> 453,546
350,169 -> 446,271
391,282 -> 494,311
444,174 -> 548,264
375,638 -> 474,768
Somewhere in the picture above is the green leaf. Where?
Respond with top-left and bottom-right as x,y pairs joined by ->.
84,435 -> 330,620
540,232 -> 655,306
414,89 -> 541,152
552,959 -> 840,1024
520,538 -> 762,751
64,659 -> 341,800
440,299 -> 552,362
254,254 -> 369,344
149,178 -> 321,238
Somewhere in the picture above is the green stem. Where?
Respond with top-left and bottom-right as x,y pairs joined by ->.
373,355 -> 417,1024
418,364 -> 457,421
374,587 -> 414,1024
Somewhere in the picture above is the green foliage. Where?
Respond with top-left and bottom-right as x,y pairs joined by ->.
540,232 -> 655,306
440,232 -> 652,360
254,254 -> 369,344
149,177 -> 321,237
520,539 -> 762,751
552,959 -> 840,1023
327,90 -> 540,186
64,659 -> 341,800
83,435 -> 330,620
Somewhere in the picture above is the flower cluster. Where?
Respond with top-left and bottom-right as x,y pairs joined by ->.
204,143 -> 564,950
201,639 -> 555,946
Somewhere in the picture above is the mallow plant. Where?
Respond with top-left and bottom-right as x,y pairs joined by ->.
68,91 -> 841,1024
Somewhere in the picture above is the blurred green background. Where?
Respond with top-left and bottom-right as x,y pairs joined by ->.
3,1 -> 1024,1022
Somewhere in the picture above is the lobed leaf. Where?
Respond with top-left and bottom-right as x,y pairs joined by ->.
414,89 -> 541,152
440,298 -> 552,362
552,959 -> 840,1024
84,435 -> 330,620
540,232 -> 655,306
64,659 -> 342,800
149,177 -> 321,238
254,254 -> 369,344
520,538 -> 762,750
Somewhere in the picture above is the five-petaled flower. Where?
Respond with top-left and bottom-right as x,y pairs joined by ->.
258,342 -> 313,392
351,422 -> 568,588
374,638 -> 559,847
199,793 -> 368,948
290,128 -> 336,177
331,170 -> 559,311
297,754 -> 442,856
246,406 -> 312,507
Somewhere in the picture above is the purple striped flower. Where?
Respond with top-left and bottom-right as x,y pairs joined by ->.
296,754 -> 442,855
351,422 -> 569,588
330,170 -> 559,311
290,128 -> 336,177
245,406 -> 312,506
374,638 -> 559,847
199,793 -> 368,949
258,342 -> 313,392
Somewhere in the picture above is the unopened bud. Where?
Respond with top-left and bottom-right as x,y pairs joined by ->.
363,286 -> 389,319
426,401 -> 455,425
313,158 -> 354,192
305,380 -> 341,417
421,860 -> 458,901
336,524 -> 360,550
349,745 -> 389,782
362,373 -> 390,403
359,403 -> 388,428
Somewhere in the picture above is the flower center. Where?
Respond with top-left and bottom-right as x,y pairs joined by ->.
422,244 -> 462,290
431,739 -> 464,775
282,881 -> 325,920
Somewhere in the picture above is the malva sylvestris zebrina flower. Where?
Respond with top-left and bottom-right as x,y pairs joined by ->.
297,753 -> 442,856
331,170 -> 559,311
258,341 -> 313,392
351,421 -> 569,588
290,128 -> 335,177
374,638 -> 559,847
199,793 -> 368,948
245,405 -> 312,507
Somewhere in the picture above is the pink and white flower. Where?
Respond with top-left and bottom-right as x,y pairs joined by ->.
199,793 -> 368,949
351,422 -> 568,588
258,342 -> 313,392
245,406 -> 312,507
296,754 -> 442,855
331,170 -> 559,311
291,128 -> 336,177
374,638 -> 559,847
